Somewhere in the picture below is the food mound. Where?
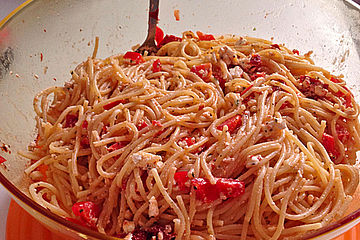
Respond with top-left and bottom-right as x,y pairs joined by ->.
22,30 -> 360,240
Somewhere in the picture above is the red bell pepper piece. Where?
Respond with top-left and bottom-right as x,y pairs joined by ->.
80,136 -> 90,148
155,26 -> 164,45
152,59 -> 161,72
65,114 -> 78,128
196,31 -> 215,41
0,156 -> 6,164
157,35 -> 182,48
123,51 -> 144,64
192,177 -> 245,203
152,120 -> 163,127
107,142 -> 127,152
240,85 -> 253,96
72,201 -> 100,228
191,63 -> 212,82
292,49 -> 299,55
82,120 -> 88,129
270,44 -> 280,49
137,120 -> 149,131
217,115 -> 242,133
212,65 -> 226,91
103,99 -> 127,110
322,133 -> 339,160
174,171 -> 191,191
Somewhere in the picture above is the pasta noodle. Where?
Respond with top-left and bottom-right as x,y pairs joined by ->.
22,31 -> 360,239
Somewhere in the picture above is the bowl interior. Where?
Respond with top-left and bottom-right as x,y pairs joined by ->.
1,0 -> 360,239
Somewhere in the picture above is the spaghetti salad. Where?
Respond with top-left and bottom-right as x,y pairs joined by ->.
22,30 -> 360,240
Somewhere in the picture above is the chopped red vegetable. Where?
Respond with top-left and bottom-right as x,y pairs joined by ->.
191,63 -> 212,82
250,54 -> 262,66
155,26 -> 164,45
108,142 -> 127,152
72,201 -> 100,228
292,49 -> 299,55
212,65 -> 226,91
250,72 -> 266,81
152,120 -> 163,127
181,136 -> 196,147
345,93 -> 352,108
336,124 -> 350,143
37,164 -> 48,181
217,115 -> 242,133
80,137 -> 90,148
0,156 -> 7,164
103,99 -> 127,110
192,177 -> 245,203
137,120 -> 149,131
152,59 -> 161,72
174,171 -> 191,191
123,52 -> 144,64
330,77 -> 341,83
240,85 -> 253,96
82,120 -> 88,129
40,53 -> 43,62
270,44 -> 280,49
322,133 -> 339,160
174,9 -> 180,21
65,114 -> 78,128
157,35 -> 182,48
196,31 -> 215,41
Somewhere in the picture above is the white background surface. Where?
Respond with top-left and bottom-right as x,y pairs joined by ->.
0,2 -> 27,240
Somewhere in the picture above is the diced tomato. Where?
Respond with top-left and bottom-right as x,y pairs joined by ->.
240,85 -> 253,96
330,77 -> 341,83
152,59 -> 161,72
82,120 -> 88,129
217,115 -> 242,133
292,49 -> 299,55
270,44 -> 280,49
102,125 -> 108,134
123,51 -> 144,64
155,26 -> 164,45
157,35 -> 182,48
37,164 -> 48,181
0,156 -> 6,164
107,142 -> 127,152
336,124 -> 350,143
322,133 -> 339,160
191,63 -> 212,82
345,93 -> 352,108
80,137 -> 90,148
174,171 -> 191,191
198,104 -> 205,110
196,31 -> 215,41
212,65 -> 226,91
181,137 -> 196,146
72,201 -> 100,228
152,120 -> 163,127
65,114 -> 78,128
250,54 -> 261,66
137,120 -> 149,131
103,99 -> 127,110
192,177 -> 245,203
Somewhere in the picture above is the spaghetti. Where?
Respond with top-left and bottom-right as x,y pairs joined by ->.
21,31 -> 360,240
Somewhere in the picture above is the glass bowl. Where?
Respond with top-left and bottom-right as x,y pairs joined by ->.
1,0 -> 360,239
